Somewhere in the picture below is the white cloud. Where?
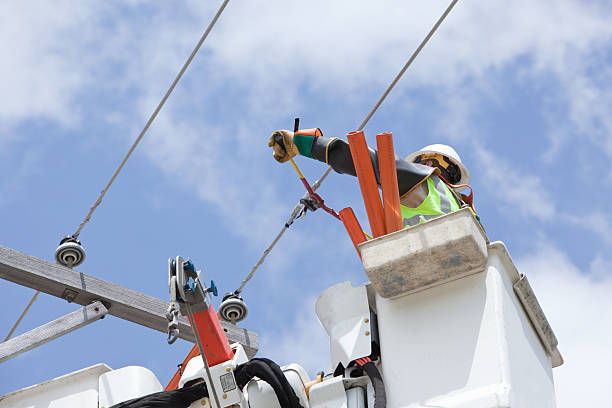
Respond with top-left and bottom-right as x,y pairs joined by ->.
3,0 -> 612,261
122,0 -> 612,245
5,1 -> 612,128
0,148 -> 41,208
3,0 -> 612,206
140,112 -> 289,242
471,144 -> 612,250
517,242 -> 612,408
566,212 -> 612,245
589,253 -> 612,281
538,49 -> 612,163
473,146 -> 557,220
205,1 -> 612,89
0,2 -> 106,127
260,296 -> 331,377
432,85 -> 483,143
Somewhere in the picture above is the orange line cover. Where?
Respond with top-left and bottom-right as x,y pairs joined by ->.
339,207 -> 367,256
347,131 -> 386,237
376,132 -> 403,233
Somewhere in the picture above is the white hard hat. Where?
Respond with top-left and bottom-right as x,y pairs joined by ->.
178,356 -> 205,388
406,144 -> 470,190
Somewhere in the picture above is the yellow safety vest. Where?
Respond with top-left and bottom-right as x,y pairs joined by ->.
400,176 -> 461,228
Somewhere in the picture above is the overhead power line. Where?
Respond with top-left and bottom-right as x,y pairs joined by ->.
72,0 -> 231,239
236,0 -> 460,294
8,1 -> 232,345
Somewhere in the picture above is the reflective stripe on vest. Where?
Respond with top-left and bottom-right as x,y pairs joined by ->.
401,176 -> 461,228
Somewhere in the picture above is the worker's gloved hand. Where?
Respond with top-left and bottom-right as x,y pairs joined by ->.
268,130 -> 299,163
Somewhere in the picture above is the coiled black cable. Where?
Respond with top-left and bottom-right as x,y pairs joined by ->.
234,358 -> 303,408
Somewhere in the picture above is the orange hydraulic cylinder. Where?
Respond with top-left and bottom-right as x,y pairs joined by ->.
347,131 -> 386,237
165,305 -> 234,391
376,132 -> 403,233
188,305 -> 234,366
339,207 -> 367,256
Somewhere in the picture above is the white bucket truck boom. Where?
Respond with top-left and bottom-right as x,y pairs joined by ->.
0,209 -> 561,408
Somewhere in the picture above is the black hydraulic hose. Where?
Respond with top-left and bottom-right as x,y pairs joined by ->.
235,358 -> 302,408
257,358 -> 303,408
362,362 -> 386,408
236,359 -> 290,408
109,383 -> 208,407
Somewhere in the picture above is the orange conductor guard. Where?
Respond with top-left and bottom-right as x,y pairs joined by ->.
339,207 -> 367,256
347,131 -> 386,237
376,132 -> 403,233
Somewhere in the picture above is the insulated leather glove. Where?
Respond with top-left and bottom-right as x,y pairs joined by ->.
268,130 -> 300,163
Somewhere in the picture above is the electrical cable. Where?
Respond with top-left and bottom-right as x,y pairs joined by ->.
359,361 -> 386,408
108,383 -> 208,407
355,0 -> 459,132
71,0 -> 231,239
234,358 -> 303,408
256,358 -> 303,408
236,0 -> 459,294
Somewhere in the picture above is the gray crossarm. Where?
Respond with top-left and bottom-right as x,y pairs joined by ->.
0,246 -> 258,358
0,301 -> 108,362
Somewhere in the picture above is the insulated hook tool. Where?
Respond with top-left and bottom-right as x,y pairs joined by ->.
288,118 -> 341,220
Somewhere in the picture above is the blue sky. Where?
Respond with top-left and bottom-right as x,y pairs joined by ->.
1,1 -> 612,406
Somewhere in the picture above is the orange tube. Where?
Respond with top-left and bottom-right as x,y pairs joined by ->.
376,132 -> 403,233
295,128 -> 323,137
339,207 -> 367,256
347,131 -> 386,237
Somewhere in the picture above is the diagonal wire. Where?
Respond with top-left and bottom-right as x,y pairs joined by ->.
236,0 -> 459,294
72,0 -> 231,239
4,291 -> 39,342
12,1 -> 231,345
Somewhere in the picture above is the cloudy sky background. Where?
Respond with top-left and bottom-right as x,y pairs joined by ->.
1,1 -> 611,406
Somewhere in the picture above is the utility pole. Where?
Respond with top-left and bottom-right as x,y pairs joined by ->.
0,246 -> 258,358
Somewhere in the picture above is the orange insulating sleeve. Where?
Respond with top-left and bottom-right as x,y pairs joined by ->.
347,131 -> 386,237
376,132 -> 403,233
339,207 -> 367,256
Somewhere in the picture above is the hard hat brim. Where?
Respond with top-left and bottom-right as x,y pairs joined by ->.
406,149 -> 470,191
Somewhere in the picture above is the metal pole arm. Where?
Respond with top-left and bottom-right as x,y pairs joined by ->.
0,301 -> 108,363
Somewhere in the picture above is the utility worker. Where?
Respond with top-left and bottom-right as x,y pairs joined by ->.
268,129 -> 472,228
